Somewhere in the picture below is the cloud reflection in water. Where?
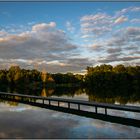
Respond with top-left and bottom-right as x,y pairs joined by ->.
0,102 -> 139,138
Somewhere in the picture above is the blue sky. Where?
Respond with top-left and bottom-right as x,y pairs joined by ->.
0,2 -> 140,28
0,2 -> 140,73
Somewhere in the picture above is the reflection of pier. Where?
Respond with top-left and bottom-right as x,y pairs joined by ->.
0,91 -> 140,128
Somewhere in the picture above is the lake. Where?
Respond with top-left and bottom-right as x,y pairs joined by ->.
0,87 -> 140,138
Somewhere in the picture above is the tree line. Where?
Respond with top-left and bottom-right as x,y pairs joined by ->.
0,65 -> 83,90
85,64 -> 140,96
0,64 -> 139,96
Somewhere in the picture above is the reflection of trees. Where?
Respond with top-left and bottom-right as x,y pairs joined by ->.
88,94 -> 115,104
52,87 -> 80,97
41,88 -> 47,97
85,64 -> 140,104
0,87 -> 140,105
47,89 -> 54,95
8,101 -> 19,106
115,96 -> 129,105
0,99 -> 19,106
41,88 -> 54,97
86,88 -> 140,104
0,65 -> 139,105
74,88 -> 84,95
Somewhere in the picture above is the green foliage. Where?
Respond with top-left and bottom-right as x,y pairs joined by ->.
51,73 -> 83,85
0,66 -> 83,91
0,64 -> 139,99
85,64 -> 140,94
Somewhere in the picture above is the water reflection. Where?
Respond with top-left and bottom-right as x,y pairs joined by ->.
0,101 -> 140,139
41,88 -> 55,97
0,85 -> 140,138
0,86 -> 140,105
0,100 -> 33,112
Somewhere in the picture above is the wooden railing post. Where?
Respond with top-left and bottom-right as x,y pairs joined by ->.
95,106 -> 97,113
78,104 -> 80,110
105,108 -> 107,115
49,100 -> 51,105
68,102 -> 70,108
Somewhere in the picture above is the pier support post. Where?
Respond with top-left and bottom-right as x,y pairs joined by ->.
95,106 -> 97,113
58,101 -> 60,107
68,102 -> 70,108
49,100 -> 51,105
43,99 -> 44,104
78,104 -> 80,110
105,108 -> 107,115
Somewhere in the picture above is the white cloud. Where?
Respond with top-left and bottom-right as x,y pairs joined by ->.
98,56 -> 140,64
80,13 -> 113,37
125,27 -> 140,36
131,7 -> 140,12
0,22 -> 83,72
105,27 -> 140,48
130,18 -> 140,23
89,44 -> 102,50
81,26 -> 112,36
79,6 -> 140,66
0,30 -> 7,37
114,16 -> 128,24
0,22 -> 77,54
0,6 -> 140,72
115,6 -> 140,17
0,22 -> 94,73
66,21 -> 75,33
80,6 -> 140,42
32,22 -> 56,31
107,36 -> 126,46
80,13 -> 111,22
81,25 -> 140,65
107,48 -> 122,54
80,12 -> 128,38
81,35 -> 91,39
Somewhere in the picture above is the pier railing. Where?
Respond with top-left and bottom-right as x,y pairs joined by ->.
1,91 -> 140,128
0,91 -> 140,115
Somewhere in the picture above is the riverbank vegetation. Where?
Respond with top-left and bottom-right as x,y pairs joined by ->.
85,64 -> 140,94
0,64 -> 139,98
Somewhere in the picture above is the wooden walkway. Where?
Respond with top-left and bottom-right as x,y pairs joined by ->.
0,91 -> 140,115
0,91 -> 140,127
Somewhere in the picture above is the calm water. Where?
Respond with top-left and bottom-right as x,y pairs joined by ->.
0,87 -> 140,138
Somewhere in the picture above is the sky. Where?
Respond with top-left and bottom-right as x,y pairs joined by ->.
0,2 -> 140,73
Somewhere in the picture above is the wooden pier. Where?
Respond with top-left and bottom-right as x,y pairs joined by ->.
0,91 -> 140,128
0,91 -> 140,114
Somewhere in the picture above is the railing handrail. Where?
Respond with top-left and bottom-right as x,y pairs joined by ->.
0,91 -> 140,113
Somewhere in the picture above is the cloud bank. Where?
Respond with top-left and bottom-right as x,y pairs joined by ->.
0,6 -> 140,73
